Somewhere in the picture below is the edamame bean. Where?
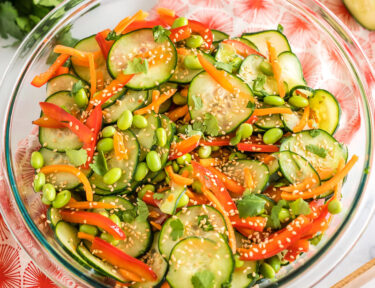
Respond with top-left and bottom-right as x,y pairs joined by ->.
109,214 -> 121,227
177,153 -> 192,165
42,183 -> 56,202
260,263 -> 275,279
138,184 -> 155,199
97,138 -> 114,153
212,146 -> 220,151
237,123 -> 253,139
234,254 -> 244,268
102,126 -> 116,138
31,151 -> 44,169
288,95 -> 309,108
259,61 -> 274,76
117,110 -> 133,131
99,210 -> 109,218
41,195 -> 51,205
230,134 -> 241,146
192,180 -> 202,193
264,95 -> 285,106
278,208 -> 290,223
79,224 -> 98,236
74,88 -> 88,108
52,190 -> 71,208
198,146 -> 212,159
263,128 -> 283,145
33,172 -> 45,192
183,55 -> 202,70
146,151 -> 162,172
134,162 -> 149,182
266,255 -> 281,273
186,35 -> 204,48
100,232 -> 119,246
103,168 -> 122,185
172,17 -> 188,29
328,199 -> 342,214
132,115 -> 148,129
173,92 -> 187,105
172,161 -> 180,173
156,128 -> 167,147
176,193 -> 189,208
231,57 -> 243,71
229,152 -> 247,161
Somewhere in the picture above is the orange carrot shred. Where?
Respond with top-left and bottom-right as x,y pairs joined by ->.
118,268 -> 144,283
166,105 -> 189,122
293,106 -> 310,133
77,232 -> 95,242
267,41 -> 286,98
113,131 -> 128,160
244,167 -> 255,190
166,166 -> 193,186
253,107 -> 293,116
134,89 -> 177,115
114,10 -> 149,34
150,221 -> 162,230
54,45 -> 87,60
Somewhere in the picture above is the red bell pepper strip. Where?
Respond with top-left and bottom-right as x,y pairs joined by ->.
283,238 -> 310,262
142,191 -> 159,207
303,205 -> 330,238
82,105 -> 102,168
238,215 -> 312,260
31,54 -> 70,87
200,138 -> 231,147
169,25 -> 191,43
60,210 -> 126,240
39,102 -> 94,144
95,29 -> 113,59
206,166 -> 245,195
168,135 -> 201,160
245,115 -> 258,124
222,39 -> 265,58
237,143 -> 280,153
122,20 -> 166,34
230,215 -> 267,232
32,116 -> 65,129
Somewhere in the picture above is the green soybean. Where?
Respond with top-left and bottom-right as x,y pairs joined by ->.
264,95 -> 285,106
259,61 -> 274,76
176,193 -> 189,208
146,151 -> 162,172
33,172 -> 45,192
172,17 -> 188,29
102,126 -> 116,138
156,128 -> 167,147
186,35 -> 204,48
109,214 -> 121,227
31,151 -> 44,169
288,95 -> 309,108
52,190 -> 71,208
211,146 -> 220,152
237,123 -> 253,139
230,134 -> 241,146
173,92 -> 187,105
260,263 -> 275,279
328,199 -> 342,214
117,110 -> 133,131
198,146 -> 212,159
234,254 -> 244,268
278,208 -> 290,223
183,55 -> 202,70
138,184 -> 155,199
103,168 -> 122,185
41,195 -> 52,205
99,210 -> 109,218
74,88 -> 89,108
267,256 -> 281,273
134,162 -> 149,182
192,180 -> 202,193
42,183 -> 56,202
172,161 -> 180,173
79,224 -> 98,236
132,115 -> 148,129
100,232 -> 119,246
97,138 -> 114,153
177,153 -> 192,165
263,128 -> 283,145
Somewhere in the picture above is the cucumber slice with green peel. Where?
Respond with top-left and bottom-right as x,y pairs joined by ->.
100,88 -> 126,109
93,181 -> 140,196
280,129 -> 347,180
255,113 -> 284,130
47,207 -> 61,227
133,232 -> 168,288
158,183 -> 187,215
277,151 -> 321,187
222,159 -> 269,194
266,154 -> 280,175
72,35 -> 113,85
39,148 -> 91,190
103,90 -> 149,124
241,30 -> 291,57
188,71 -> 254,135
77,243 -> 128,282
215,42 -> 237,63
156,115 -> 176,168
288,85 -> 314,99
343,0 -> 375,30
55,221 -> 91,269
233,37 -> 259,51
281,109 -> 305,132
159,205 -> 227,259
212,29 -> 229,42
158,98 -> 172,113
309,89 -> 341,135
278,51 -> 306,91
107,29 -> 177,90
166,234 -> 234,288
89,130 -> 139,192
46,74 -> 80,96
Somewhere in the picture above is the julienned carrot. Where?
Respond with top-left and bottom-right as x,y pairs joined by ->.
185,189 -> 208,205
244,167 -> 254,190
165,166 -> 193,186
330,159 -> 345,202
118,268 -> 144,282
156,7 -> 176,17
281,155 -> 358,200
166,105 -> 188,121
253,107 -> 293,116
114,10 -> 149,34
65,201 -> 117,210
180,86 -> 188,97
207,166 -> 245,195
183,112 -> 191,122
161,282 -> 171,288
78,232 -> 95,242
134,89 -> 177,115
54,45 -> 87,60
293,106 -> 310,133
169,135 -> 201,160
55,66 -> 69,76
71,50 -> 102,67
199,158 -> 220,167
114,131 -> 128,160
267,41 -> 286,98
280,177 -> 316,193
88,52 -> 96,96
97,70 -> 104,90
40,165 -> 94,201
31,54 -> 70,87
176,48 -> 190,55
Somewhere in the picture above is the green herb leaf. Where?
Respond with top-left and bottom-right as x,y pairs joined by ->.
124,57 -> 149,75
253,75 -> 266,92
169,218 -> 184,241
71,80 -> 85,96
277,24 -> 284,33
152,25 -> 171,43
136,199 -> 149,222
246,101 -> 254,109
191,94 -> 203,110
122,207 -> 137,223
214,61 -> 233,73
191,270 -> 215,288
34,0 -> 63,7
204,113 -> 220,136
105,30 -> 121,41
153,193 -> 165,200
289,198 -> 311,217
89,151 -> 108,176
0,2 -> 25,40
269,199 -> 288,229
66,149 -> 88,166
185,125 -> 204,138
306,144 -> 327,158
237,194 -> 266,218
309,233 -> 323,246
197,215 -> 214,232
309,130 -> 320,138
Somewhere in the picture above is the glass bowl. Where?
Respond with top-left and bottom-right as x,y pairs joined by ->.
1,0 -> 375,287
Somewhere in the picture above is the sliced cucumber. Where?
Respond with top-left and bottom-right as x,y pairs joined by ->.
255,113 -> 284,130
47,207 -> 61,227
188,72 -> 254,135
278,51 -> 306,91
46,74 -> 80,96
234,37 -> 259,51
39,148 -> 91,190
159,205 -> 227,258
242,30 -> 291,57
212,29 -> 229,42
309,89 -> 341,135
280,129 -> 347,180
156,115 -> 176,168
288,85 -> 314,99
108,29 -> 177,90
158,183 -> 187,215
103,90 -> 149,124
89,130 -> 139,192
343,0 -> 375,30
266,154 -> 280,175
215,42 -> 237,63
281,109 -> 304,132
101,88 -> 126,109
222,159 -> 269,194
166,234 -> 234,288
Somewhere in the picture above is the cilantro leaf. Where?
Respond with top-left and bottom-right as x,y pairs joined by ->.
153,193 -> 165,200
122,207 -> 137,223
124,58 -> 149,75
277,24 -> 284,33
246,101 -> 254,109
309,130 -> 320,138
185,125 -> 204,138
89,151 -> 108,176
214,61 -> 233,73
0,2 -> 24,40
169,218 -> 184,241
136,199 -> 149,222
269,199 -> 288,229
237,194 -> 266,218
34,0 -> 63,7
152,25 -> 171,43
191,94 -> 203,110
289,198 -> 311,217
306,144 -> 327,158
191,270 -> 215,288
253,75 -> 266,92
204,113 -> 220,136
106,30 -> 121,41
197,215 -> 214,232
71,80 -> 85,96
66,149 -> 88,166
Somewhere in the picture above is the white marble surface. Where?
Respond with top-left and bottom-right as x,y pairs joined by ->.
0,36 -> 374,287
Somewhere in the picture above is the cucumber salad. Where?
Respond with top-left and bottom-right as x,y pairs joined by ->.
30,8 -> 358,288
